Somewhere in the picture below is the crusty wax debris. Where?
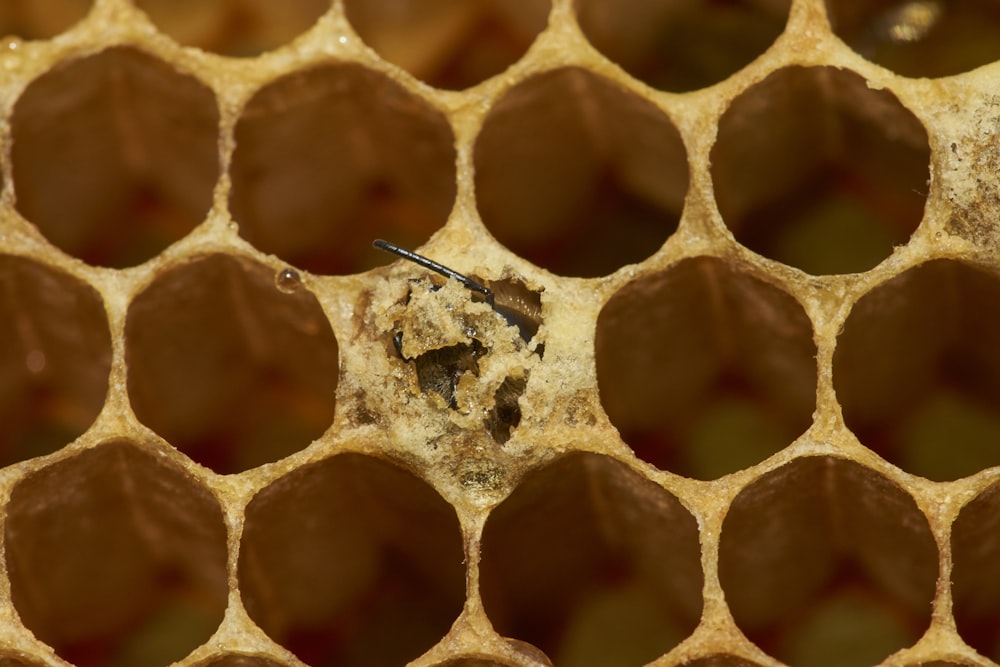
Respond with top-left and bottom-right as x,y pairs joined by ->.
374,275 -> 541,443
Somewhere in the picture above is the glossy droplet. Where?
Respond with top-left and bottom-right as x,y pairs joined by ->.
275,268 -> 301,294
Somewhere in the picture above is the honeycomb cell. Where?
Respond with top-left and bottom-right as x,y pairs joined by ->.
4,441 -> 229,667
192,656 -> 289,667
826,0 -> 1000,78
11,47 -> 219,268
124,254 -> 338,474
134,0 -> 329,57
719,457 -> 938,667
576,0 -> 791,93
711,66 -> 930,275
595,257 -> 816,480
344,0 -> 550,90
951,480 -> 1000,661
0,256 -> 111,466
238,453 -> 465,667
835,260 -> 1000,481
229,63 -> 456,275
474,67 -> 688,278
0,0 -> 91,40
479,453 -> 703,667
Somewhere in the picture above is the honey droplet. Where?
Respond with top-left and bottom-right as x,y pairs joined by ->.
275,268 -> 301,294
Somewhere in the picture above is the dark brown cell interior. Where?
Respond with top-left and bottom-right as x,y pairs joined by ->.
4,442 -> 229,667
834,260 -> 1000,481
711,66 -> 930,275
718,457 -> 938,667
474,67 -> 688,278
134,0 -> 329,57
124,254 -> 339,474
479,453 -> 703,667
575,0 -> 790,92
238,453 -> 465,667
11,46 -> 219,268
193,656 -> 290,667
0,256 -> 111,466
595,257 -> 817,480
344,0 -> 550,90
827,0 -> 1000,78
950,480 -> 1000,661
0,0 -> 91,39
229,63 -> 456,275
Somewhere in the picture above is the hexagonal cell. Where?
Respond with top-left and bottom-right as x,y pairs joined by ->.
711,66 -> 930,275
238,453 -> 465,667
0,0 -> 91,39
479,453 -> 703,666
826,0 -> 1000,78
11,47 -> 219,268
951,480 -> 1000,661
595,257 -> 816,480
0,256 -> 111,466
474,67 -> 688,278
834,260 -> 1000,481
124,254 -> 338,474
4,441 -> 229,667
576,0 -> 791,92
344,0 -> 550,90
719,457 -> 938,667
229,63 -> 456,275
134,0 -> 329,57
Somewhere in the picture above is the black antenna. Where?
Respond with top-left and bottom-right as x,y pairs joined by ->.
373,239 -> 494,305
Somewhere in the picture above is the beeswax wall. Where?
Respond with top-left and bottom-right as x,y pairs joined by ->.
1,1 -> 1000,666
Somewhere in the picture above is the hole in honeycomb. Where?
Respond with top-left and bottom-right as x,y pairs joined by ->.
680,658 -> 764,667
718,457 -> 937,666
134,0 -> 328,57
950,479 -> 1000,661
5,441 -> 229,667
711,66 -> 930,275
193,656 -> 289,667
595,257 -> 816,480
239,453 -> 465,667
827,0 -> 1000,78
480,452 -> 703,666
474,67 -> 688,278
125,254 -> 338,474
0,0 -> 91,39
575,0 -> 790,92
834,260 -> 1000,481
10,46 -> 219,268
343,0 -> 550,90
230,63 -> 456,275
0,256 -> 111,466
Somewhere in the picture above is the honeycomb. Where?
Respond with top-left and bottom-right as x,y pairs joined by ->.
1,0 -> 1000,665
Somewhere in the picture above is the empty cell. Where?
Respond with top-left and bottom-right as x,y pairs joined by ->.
711,66 -> 930,275
0,256 -> 111,466
479,453 -> 703,667
4,442 -> 229,667
238,453 -> 465,667
474,68 -> 688,278
951,480 -> 1000,660
230,64 -> 456,275
124,254 -> 338,474
595,257 -> 816,480
827,0 -> 1000,78
11,47 -> 219,268
344,0 -> 550,90
576,0 -> 791,93
719,457 -> 938,667
835,260 -> 1000,481
134,0 -> 329,57
0,0 -> 91,40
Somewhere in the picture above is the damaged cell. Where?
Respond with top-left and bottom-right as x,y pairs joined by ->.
374,240 -> 542,443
